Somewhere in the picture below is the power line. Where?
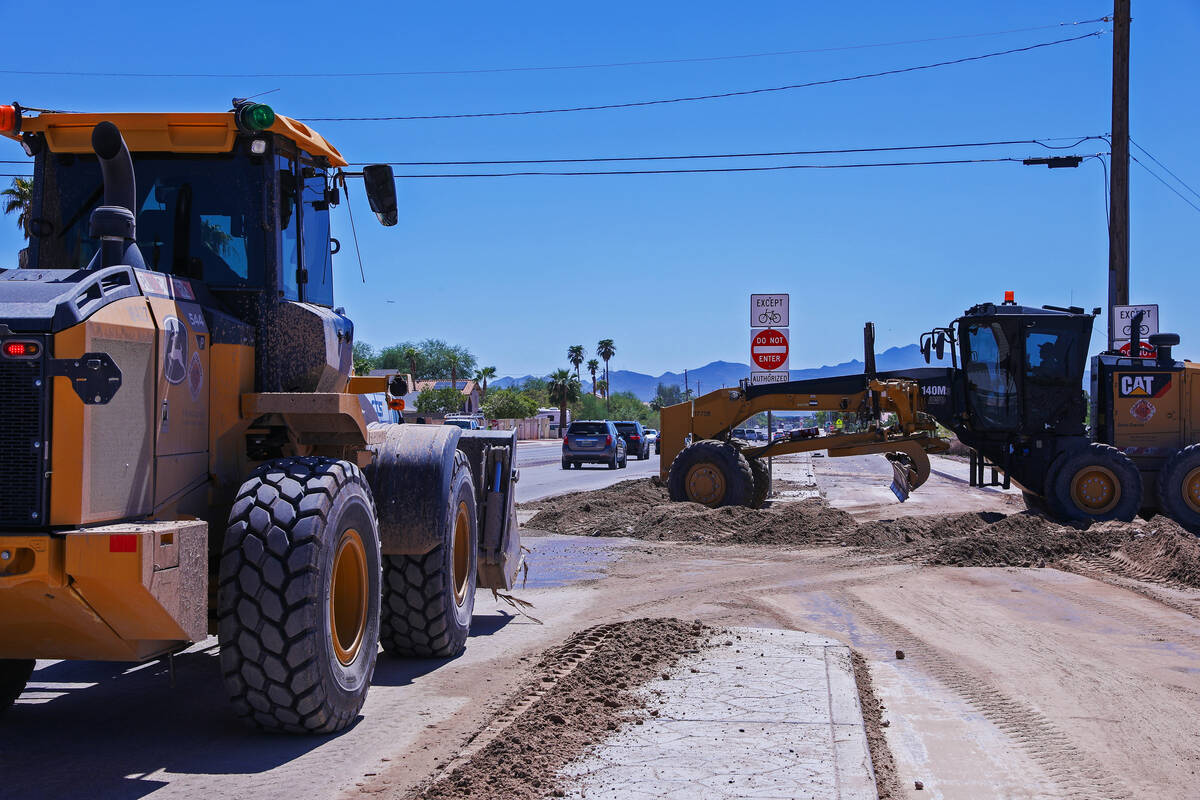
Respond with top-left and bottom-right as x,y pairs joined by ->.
1130,138 -> 1200,202
374,155 -> 1097,179
347,136 -> 1103,166
301,31 -> 1106,122
1130,155 -> 1200,214
0,18 -> 1110,80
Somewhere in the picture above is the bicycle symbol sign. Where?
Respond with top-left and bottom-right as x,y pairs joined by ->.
750,293 -> 789,329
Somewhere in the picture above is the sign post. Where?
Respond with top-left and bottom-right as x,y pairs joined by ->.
751,294 -> 790,498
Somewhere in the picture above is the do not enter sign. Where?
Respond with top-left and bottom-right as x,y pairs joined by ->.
751,328 -> 789,371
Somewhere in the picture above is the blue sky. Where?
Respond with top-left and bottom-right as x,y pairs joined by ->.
2,1 -> 1197,377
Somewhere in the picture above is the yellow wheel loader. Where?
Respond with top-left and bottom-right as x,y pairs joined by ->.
0,103 -> 523,733
661,297 -> 1200,533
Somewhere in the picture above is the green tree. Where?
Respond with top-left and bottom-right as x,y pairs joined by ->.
352,341 -> 377,376
474,366 -> 496,400
483,388 -> 538,420
594,378 -> 608,399
377,339 -> 476,381
586,359 -> 600,396
651,382 -> 686,409
567,345 -> 586,381
547,368 -> 581,436
402,345 -> 419,379
447,353 -> 460,389
519,376 -> 550,408
2,177 -> 32,238
596,339 -> 616,412
416,386 -> 466,416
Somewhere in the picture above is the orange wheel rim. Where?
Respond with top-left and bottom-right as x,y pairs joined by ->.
1182,466 -> 1200,515
451,501 -> 471,606
685,463 -> 726,507
1070,466 -> 1120,515
330,527 -> 368,666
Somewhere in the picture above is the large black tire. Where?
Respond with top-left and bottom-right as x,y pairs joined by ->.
668,439 -> 755,508
1157,443 -> 1200,532
1050,443 -> 1143,523
0,659 -> 34,715
748,458 -> 770,509
219,457 -> 381,734
380,450 -> 478,658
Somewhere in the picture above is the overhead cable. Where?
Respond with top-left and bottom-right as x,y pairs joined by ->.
1130,155 -> 1200,214
0,18 -> 1110,79
1130,138 -> 1200,202
300,32 -> 1106,122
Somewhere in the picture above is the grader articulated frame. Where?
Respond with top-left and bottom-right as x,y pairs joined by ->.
659,324 -> 949,508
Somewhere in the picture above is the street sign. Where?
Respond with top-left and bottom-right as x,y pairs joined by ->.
751,328 -> 789,371
750,371 -> 791,386
1112,304 -> 1158,354
751,294 -> 789,328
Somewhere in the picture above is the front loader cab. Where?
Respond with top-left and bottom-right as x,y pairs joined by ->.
954,299 -> 1094,440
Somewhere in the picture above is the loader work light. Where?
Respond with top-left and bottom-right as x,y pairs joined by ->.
234,102 -> 275,132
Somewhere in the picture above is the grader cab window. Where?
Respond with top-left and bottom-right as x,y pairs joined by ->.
964,321 -> 1019,430
36,153 -> 267,287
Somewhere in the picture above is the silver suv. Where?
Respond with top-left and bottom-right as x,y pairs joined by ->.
562,420 -> 627,470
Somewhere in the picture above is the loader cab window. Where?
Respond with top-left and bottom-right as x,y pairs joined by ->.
35,152 -> 266,287
1023,319 -> 1087,431
963,320 -> 1019,430
277,153 -> 300,301
301,165 -> 333,307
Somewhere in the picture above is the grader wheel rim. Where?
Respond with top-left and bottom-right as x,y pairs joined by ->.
1069,465 -> 1120,515
685,462 -> 727,507
1182,466 -> 1200,515
451,501 -> 471,605
330,527 -> 369,666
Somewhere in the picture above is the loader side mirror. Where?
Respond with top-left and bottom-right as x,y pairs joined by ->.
920,336 -> 932,364
935,331 -> 946,360
388,375 -> 408,397
363,165 -> 398,227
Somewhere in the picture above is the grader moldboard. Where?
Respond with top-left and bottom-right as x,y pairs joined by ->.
0,104 -> 523,733
661,296 -> 1200,532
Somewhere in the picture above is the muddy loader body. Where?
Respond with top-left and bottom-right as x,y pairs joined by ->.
0,105 -> 523,732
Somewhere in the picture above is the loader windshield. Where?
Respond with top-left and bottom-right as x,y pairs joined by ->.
963,320 -> 1019,429
35,152 -> 267,288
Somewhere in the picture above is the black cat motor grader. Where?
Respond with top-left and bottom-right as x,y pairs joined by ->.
0,103 -> 523,733
661,293 -> 1200,531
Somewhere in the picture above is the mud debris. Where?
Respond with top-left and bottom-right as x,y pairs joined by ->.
523,478 -> 1200,579
407,618 -> 711,800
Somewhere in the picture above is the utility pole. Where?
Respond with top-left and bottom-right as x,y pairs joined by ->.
1108,0 -> 1131,350
684,369 -> 689,397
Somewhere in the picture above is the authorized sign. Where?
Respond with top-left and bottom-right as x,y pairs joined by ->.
750,371 -> 791,386
751,328 -> 789,371
751,294 -> 789,328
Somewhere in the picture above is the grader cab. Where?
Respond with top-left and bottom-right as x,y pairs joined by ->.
0,104 -> 523,733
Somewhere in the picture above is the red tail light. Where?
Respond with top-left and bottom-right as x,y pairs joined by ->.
563,435 -> 568,444
630,434 -> 640,440
3,341 -> 40,358
606,434 -> 613,445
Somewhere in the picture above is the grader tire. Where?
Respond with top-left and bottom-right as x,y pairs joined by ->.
379,450 -> 478,658
1157,443 -> 1200,532
0,659 -> 34,715
1050,443 -> 1143,523
668,440 -> 754,508
748,458 -> 771,509
218,457 -> 382,734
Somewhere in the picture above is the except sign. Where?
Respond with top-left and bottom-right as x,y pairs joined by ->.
751,328 -> 789,371
1112,304 -> 1158,354
751,294 -> 789,328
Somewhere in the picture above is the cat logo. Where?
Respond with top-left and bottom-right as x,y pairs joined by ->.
1118,373 -> 1172,398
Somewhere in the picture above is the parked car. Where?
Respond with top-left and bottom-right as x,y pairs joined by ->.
654,430 -> 662,454
614,420 -> 650,460
644,428 -> 659,452
787,426 -> 820,441
442,417 -> 481,430
563,420 -> 627,469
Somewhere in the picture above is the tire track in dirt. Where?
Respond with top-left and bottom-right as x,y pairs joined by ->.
831,592 -> 1132,800
1059,557 -> 1200,620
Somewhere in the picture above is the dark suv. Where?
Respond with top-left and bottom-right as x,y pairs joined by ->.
563,420 -> 627,469
614,420 -> 650,460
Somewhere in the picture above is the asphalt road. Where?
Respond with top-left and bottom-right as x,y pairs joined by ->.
515,439 -> 662,502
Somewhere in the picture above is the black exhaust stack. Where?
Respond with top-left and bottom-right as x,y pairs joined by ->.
87,121 -> 144,270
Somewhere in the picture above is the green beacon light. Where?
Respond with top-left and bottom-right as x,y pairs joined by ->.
236,102 -> 275,132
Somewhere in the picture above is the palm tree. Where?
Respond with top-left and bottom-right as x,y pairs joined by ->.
475,366 -> 496,400
447,353 -> 460,390
596,339 -> 616,411
2,177 -> 32,238
594,379 -> 608,399
547,368 -> 581,438
567,345 -> 585,381
586,359 -> 600,397
402,345 -> 419,381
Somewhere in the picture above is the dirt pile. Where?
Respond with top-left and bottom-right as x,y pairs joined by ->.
524,480 -> 854,546
924,514 -> 1130,568
408,618 -> 711,800
1111,518 -> 1200,587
